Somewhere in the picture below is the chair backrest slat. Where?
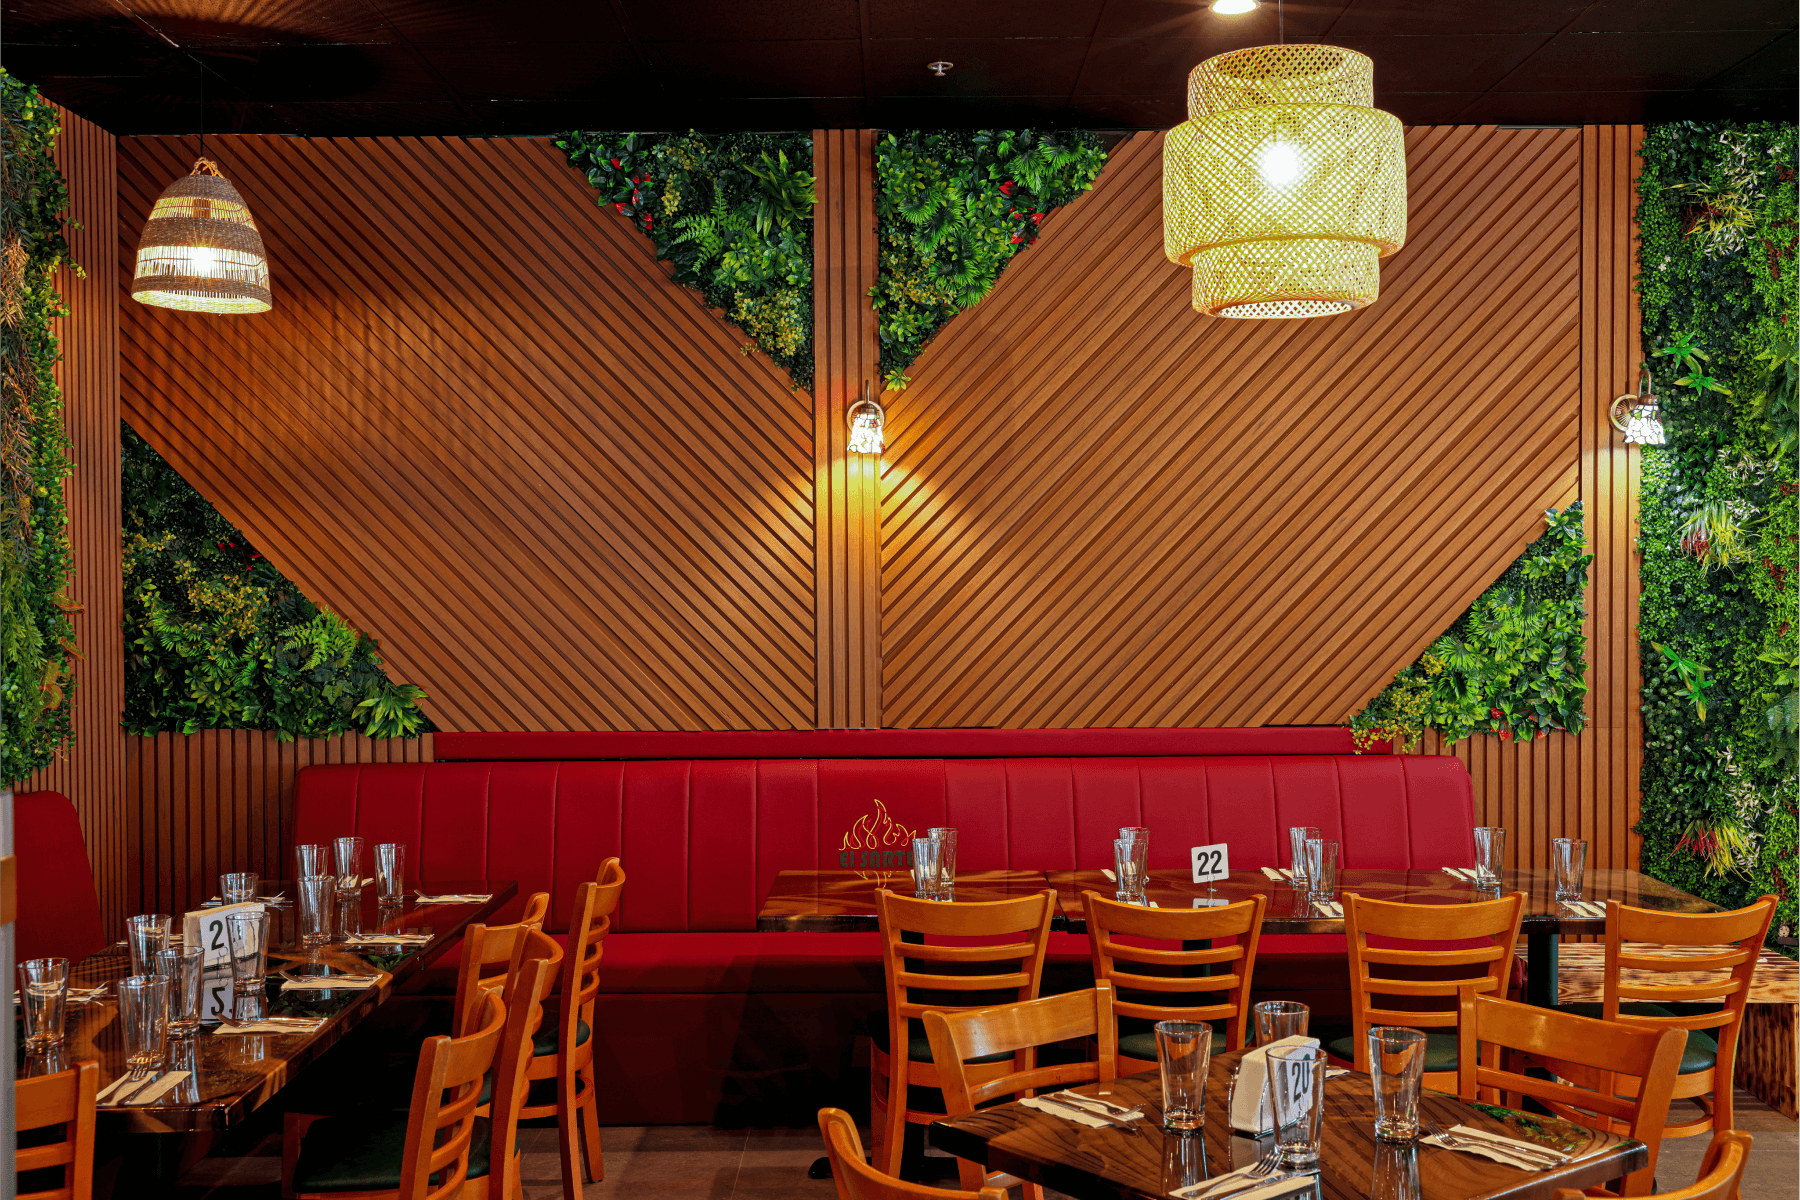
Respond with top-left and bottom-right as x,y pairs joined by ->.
16,1061 -> 97,1200
924,985 -> 1119,1118
400,990 -> 508,1200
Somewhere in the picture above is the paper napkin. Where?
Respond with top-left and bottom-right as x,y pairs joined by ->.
1173,1170 -> 1316,1200
1260,867 -> 1285,881
1019,1096 -> 1113,1128
340,933 -> 431,945
280,975 -> 379,992
1563,900 -> 1607,918
1229,1034 -> 1320,1134
1442,867 -> 1476,881
414,893 -> 492,904
96,1074 -> 146,1104
121,1071 -> 192,1106
1425,1127 -> 1566,1170
1313,900 -> 1343,918
213,1019 -> 325,1035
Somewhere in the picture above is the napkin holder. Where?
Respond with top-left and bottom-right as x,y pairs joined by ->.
1229,1034 -> 1319,1135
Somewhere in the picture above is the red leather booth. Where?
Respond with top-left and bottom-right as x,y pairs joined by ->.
12,790 -> 108,967
291,727 -> 1474,1124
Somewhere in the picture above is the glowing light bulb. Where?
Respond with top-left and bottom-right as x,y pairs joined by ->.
189,246 -> 219,276
1256,140 -> 1303,188
1211,0 -> 1258,13
847,399 -> 886,455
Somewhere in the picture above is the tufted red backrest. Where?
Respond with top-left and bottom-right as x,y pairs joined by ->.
291,754 -> 1474,935
13,790 -> 108,964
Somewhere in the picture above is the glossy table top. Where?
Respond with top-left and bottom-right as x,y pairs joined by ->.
929,1053 -> 1645,1200
756,870 -> 1059,931
16,879 -> 516,1133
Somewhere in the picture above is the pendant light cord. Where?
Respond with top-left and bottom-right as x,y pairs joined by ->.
1278,0 -> 1284,44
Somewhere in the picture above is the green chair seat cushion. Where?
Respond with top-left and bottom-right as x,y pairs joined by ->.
865,1012 -> 1014,1065
532,1017 -> 591,1058
1556,1003 -> 1719,1074
1118,1025 -> 1228,1062
291,1111 -> 491,1192
1323,1028 -> 1461,1075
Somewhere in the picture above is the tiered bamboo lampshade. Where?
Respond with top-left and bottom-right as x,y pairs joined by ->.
131,158 -> 273,314
1163,44 -> 1407,318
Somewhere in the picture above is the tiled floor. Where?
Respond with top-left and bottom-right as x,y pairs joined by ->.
171,1093 -> 1798,1199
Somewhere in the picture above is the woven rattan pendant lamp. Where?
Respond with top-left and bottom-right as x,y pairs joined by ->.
131,157 -> 272,314
1163,43 -> 1406,318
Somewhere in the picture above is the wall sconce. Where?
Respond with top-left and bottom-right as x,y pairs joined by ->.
848,393 -> 885,455
1610,371 -> 1666,445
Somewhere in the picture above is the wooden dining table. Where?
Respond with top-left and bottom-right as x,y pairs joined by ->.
927,1052 -> 1646,1200
17,879 -> 516,1193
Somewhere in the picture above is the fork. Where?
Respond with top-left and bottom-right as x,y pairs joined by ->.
1196,1149 -> 1283,1197
1425,1120 -> 1559,1166
1051,1091 -> 1144,1118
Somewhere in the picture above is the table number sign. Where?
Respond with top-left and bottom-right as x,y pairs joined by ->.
200,971 -> 235,1023
1190,843 -> 1229,885
1228,1034 -> 1319,1134
184,900 -> 261,969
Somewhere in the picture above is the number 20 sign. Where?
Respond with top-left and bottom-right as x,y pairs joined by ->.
1190,843 -> 1230,885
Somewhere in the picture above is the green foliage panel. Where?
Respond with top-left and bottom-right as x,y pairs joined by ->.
1,69 -> 77,785
1351,505 -> 1591,752
556,131 -> 816,391
874,130 -> 1107,388
123,425 -> 428,741
1636,121 -> 1798,943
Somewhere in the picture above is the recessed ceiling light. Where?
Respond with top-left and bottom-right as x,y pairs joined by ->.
1211,0 -> 1258,13
927,61 -> 953,76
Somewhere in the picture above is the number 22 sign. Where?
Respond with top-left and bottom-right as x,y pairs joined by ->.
1190,843 -> 1230,884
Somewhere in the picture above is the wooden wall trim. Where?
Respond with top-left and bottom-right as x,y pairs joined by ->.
812,129 -> 881,728
23,106 -> 125,929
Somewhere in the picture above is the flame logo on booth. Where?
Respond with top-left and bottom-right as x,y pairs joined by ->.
838,798 -> 917,878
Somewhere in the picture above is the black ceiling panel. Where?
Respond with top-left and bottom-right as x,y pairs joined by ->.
1,0 -> 1791,135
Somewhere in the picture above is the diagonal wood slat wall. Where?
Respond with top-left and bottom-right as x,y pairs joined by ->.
880,127 -> 1600,732
117,135 -> 816,733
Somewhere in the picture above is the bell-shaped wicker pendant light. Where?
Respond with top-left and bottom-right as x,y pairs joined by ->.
131,157 -> 272,314
1163,44 -> 1406,318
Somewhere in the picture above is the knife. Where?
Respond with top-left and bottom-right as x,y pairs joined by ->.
111,1072 -> 161,1106
1447,1126 -> 1569,1165
1035,1097 -> 1142,1135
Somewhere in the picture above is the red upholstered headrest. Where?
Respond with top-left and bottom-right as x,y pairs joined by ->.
12,790 -> 107,964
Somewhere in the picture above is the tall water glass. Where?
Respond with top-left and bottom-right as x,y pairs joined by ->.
1155,1019 -> 1211,1131
375,843 -> 407,902
1303,839 -> 1339,898
333,836 -> 366,894
295,843 -> 330,878
1368,1026 -> 1427,1142
1473,827 -> 1506,888
117,974 -> 171,1071
18,957 -> 69,1048
1119,826 -> 1150,851
1254,1000 -> 1309,1047
1114,837 -> 1149,903
224,909 -> 271,997
1267,1044 -> 1326,1166
1553,838 -> 1587,901
221,872 -> 259,905
910,837 -> 940,899
126,914 -> 171,977
928,827 -> 957,896
155,946 -> 205,1037
296,875 -> 335,947
1288,826 -> 1320,889
336,894 -> 363,941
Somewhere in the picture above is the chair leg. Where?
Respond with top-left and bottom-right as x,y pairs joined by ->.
554,1069 -> 586,1200
576,1068 -> 604,1183
879,1055 -> 908,1178
281,1112 -> 326,1200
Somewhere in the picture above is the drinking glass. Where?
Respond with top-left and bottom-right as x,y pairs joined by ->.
18,957 -> 69,1049
333,836 -> 366,894
155,946 -> 205,1037
1368,1026 -> 1427,1142
1303,839 -> 1339,898
928,827 -> 957,897
1474,827 -> 1506,888
1254,1000 -> 1309,1046
1154,1019 -> 1211,1131
1114,837 -> 1149,903
1267,1044 -> 1326,1166
1288,826 -> 1320,889
1370,1143 -> 1421,1200
336,894 -> 363,941
224,909 -> 271,997
1119,826 -> 1150,851
295,843 -> 330,878
1553,838 -> 1587,901
221,872 -> 259,905
296,875 -> 335,947
910,837 -> 940,899
375,843 -> 407,902
126,914 -> 171,977
1161,1129 -> 1208,1195
117,974 -> 171,1072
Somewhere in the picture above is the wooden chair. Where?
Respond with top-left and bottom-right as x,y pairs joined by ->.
519,860 -> 627,1198
16,1060 -> 98,1200
923,983 -> 1119,1196
1457,988 -> 1685,1196
451,891 -> 551,1036
817,1108 -> 1006,1200
1570,896 -> 1777,1141
1082,890 -> 1266,1068
1551,1131 -> 1753,1200
288,989 -> 510,1200
1329,890 -> 1524,1091
870,888 -> 1055,1179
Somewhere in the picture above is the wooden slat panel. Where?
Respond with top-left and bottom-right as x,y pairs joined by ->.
122,731 -> 434,916
812,129 -> 881,728
21,107 -> 127,931
117,134 -> 815,734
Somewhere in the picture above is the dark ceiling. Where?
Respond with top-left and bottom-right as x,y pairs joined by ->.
3,0 -> 1794,137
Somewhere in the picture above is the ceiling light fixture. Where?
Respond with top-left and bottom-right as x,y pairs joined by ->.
847,395 -> 886,455
1211,0 -> 1259,13
927,61 -> 953,76
1162,44 -> 1407,318
1610,371 -> 1667,445
131,157 -> 273,314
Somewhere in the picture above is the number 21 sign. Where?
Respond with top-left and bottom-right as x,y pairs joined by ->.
1190,843 -> 1230,885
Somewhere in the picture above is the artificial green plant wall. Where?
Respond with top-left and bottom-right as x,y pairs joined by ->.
123,426 -> 428,741
1636,121 -> 1798,939
1,69 -> 78,785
